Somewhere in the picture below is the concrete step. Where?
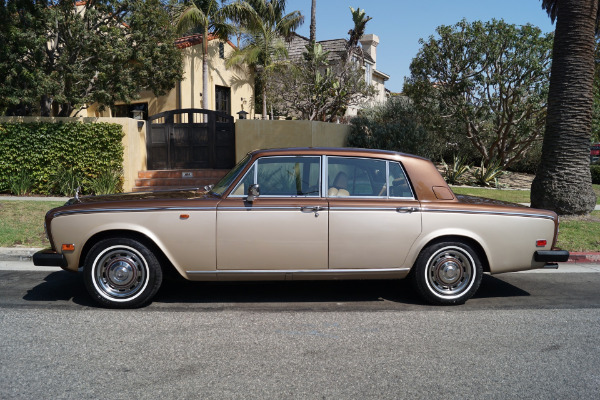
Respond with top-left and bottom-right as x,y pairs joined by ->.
138,169 -> 229,179
134,177 -> 219,187
132,185 -> 203,192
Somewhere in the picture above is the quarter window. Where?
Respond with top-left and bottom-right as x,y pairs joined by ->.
388,162 -> 414,198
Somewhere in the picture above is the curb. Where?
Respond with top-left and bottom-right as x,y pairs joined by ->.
0,247 -> 43,262
567,252 -> 600,263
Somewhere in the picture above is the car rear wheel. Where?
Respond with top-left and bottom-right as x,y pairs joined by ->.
84,237 -> 163,308
412,241 -> 483,305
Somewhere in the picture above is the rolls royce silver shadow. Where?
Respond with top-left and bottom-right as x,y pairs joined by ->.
34,148 -> 569,308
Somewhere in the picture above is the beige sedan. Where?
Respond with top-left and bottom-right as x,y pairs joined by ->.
34,148 -> 569,308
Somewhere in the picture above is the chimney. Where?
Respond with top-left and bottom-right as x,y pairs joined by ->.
359,34 -> 379,67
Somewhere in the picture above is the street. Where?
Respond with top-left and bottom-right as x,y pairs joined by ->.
1,262 -> 600,399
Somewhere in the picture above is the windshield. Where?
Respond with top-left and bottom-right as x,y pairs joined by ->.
211,154 -> 252,196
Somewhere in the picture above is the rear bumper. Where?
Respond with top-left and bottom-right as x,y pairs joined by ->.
33,249 -> 67,268
534,250 -> 570,263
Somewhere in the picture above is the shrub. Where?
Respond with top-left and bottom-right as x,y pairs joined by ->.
347,97 -> 441,159
87,169 -> 123,195
0,122 -> 124,195
442,155 -> 472,185
591,165 -> 600,184
8,170 -> 33,196
473,160 -> 505,187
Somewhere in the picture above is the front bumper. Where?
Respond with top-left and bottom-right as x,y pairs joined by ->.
534,250 -> 570,263
33,249 -> 67,268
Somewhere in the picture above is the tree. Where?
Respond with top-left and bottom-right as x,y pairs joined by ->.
226,0 -> 303,119
531,0 -> 599,214
347,96 -> 437,159
0,0 -> 183,117
270,42 -> 373,121
175,0 -> 235,110
404,19 -> 553,169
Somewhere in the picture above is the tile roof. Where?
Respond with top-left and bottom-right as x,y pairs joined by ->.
175,34 -> 236,50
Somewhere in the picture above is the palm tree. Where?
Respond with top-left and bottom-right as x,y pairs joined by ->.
176,0 -> 235,110
531,0 -> 599,214
309,0 -> 316,44
226,0 -> 303,119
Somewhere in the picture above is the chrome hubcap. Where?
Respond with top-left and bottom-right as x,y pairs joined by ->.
95,248 -> 147,299
427,247 -> 473,297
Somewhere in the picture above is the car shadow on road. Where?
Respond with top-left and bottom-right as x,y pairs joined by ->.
21,271 -> 530,308
22,271 -> 98,307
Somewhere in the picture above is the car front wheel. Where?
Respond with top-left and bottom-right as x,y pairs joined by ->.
412,241 -> 483,305
84,237 -> 163,308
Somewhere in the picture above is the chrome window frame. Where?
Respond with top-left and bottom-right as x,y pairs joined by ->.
229,155 -> 322,198
324,156 -> 416,200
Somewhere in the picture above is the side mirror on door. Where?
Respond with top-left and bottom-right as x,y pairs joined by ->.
247,184 -> 260,202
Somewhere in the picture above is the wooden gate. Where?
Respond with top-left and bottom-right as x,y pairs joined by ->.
146,109 -> 235,170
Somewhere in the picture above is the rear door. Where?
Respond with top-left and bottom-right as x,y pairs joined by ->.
326,156 -> 422,269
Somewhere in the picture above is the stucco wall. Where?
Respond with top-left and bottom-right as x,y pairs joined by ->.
235,120 -> 351,161
0,116 -> 145,193
85,39 -> 254,120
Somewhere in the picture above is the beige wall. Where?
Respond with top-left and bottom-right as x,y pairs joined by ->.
235,120 -> 351,161
86,39 -> 254,120
0,116 -> 145,193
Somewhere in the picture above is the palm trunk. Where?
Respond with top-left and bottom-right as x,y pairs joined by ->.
309,0 -> 316,44
531,0 -> 598,214
262,80 -> 267,120
202,32 -> 210,110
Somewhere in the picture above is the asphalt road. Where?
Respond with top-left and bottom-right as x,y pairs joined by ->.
1,262 -> 600,399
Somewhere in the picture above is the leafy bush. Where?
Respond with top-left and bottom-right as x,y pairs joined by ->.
591,165 -> 600,184
0,122 -> 124,195
347,97 -> 441,159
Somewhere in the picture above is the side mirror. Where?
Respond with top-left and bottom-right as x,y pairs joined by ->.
247,184 -> 260,202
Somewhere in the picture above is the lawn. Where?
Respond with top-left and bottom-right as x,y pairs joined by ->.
0,200 -> 64,248
451,184 -> 600,205
556,211 -> 600,252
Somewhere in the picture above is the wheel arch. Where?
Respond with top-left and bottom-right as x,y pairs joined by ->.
79,229 -> 184,279
411,234 -> 490,273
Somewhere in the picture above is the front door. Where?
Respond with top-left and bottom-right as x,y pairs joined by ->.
216,156 -> 328,270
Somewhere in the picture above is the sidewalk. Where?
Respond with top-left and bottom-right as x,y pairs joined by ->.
0,195 -> 69,202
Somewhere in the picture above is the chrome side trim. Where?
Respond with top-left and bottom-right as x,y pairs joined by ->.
218,206 -> 330,211
188,268 -> 410,274
53,206 -> 216,217
422,208 -> 555,220
329,207 -> 409,211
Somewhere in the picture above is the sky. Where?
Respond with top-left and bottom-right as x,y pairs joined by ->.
285,0 -> 556,93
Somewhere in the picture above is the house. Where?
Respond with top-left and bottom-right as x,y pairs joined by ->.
285,32 -> 390,117
86,34 -> 255,120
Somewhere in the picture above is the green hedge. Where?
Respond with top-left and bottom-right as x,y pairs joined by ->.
0,122 -> 124,195
592,165 -> 600,185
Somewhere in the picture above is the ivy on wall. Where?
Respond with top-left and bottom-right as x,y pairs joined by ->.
0,122 -> 124,194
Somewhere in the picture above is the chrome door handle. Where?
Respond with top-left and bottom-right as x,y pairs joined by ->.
301,206 -> 327,217
396,206 -> 419,213
301,206 -> 327,212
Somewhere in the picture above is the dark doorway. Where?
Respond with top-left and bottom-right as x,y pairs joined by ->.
146,109 -> 235,170
215,86 -> 231,116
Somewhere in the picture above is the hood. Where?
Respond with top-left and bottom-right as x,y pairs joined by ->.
65,188 -> 208,205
